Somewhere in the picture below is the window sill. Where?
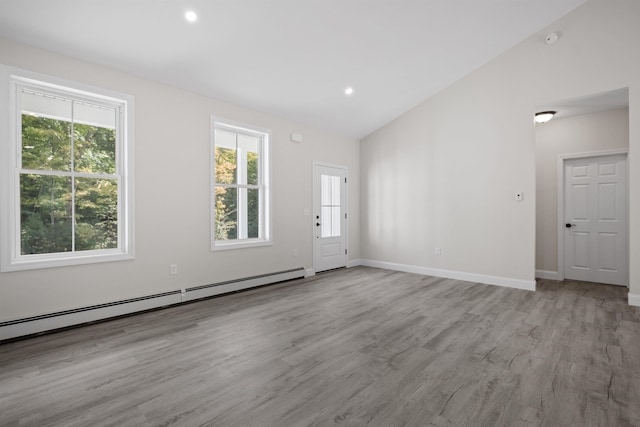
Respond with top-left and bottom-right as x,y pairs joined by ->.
211,239 -> 272,252
1,251 -> 134,272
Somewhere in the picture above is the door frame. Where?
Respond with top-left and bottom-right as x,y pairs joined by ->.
556,148 -> 628,283
312,161 -> 349,274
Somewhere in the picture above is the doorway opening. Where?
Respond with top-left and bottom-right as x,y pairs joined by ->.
534,88 -> 629,286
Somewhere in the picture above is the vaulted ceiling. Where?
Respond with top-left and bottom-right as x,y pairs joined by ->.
0,0 -> 588,139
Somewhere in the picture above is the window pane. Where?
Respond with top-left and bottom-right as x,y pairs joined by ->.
215,147 -> 237,184
215,128 -> 237,149
75,178 -> 118,251
21,115 -> 71,171
247,188 -> 259,238
20,174 -> 72,254
22,90 -> 72,122
247,151 -> 259,186
73,101 -> 116,129
215,186 -> 237,240
238,133 -> 259,185
74,122 -> 116,174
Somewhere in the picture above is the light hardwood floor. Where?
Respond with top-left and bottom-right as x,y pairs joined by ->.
1,267 -> 640,426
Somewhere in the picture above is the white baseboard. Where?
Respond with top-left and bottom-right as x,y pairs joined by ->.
536,270 -> 561,280
360,259 -> 536,291
347,259 -> 362,268
0,268 -> 305,341
629,293 -> 640,307
305,268 -> 316,277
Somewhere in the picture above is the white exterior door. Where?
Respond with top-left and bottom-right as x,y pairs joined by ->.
564,154 -> 627,286
313,164 -> 347,273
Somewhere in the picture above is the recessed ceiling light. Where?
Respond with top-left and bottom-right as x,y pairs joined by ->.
185,10 -> 198,22
344,87 -> 354,96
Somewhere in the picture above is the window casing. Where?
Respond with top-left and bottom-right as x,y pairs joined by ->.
211,118 -> 271,250
0,65 -> 134,271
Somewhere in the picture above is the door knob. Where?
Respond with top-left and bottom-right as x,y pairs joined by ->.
565,223 -> 576,228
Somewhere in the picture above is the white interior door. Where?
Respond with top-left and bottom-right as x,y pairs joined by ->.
564,154 -> 627,286
313,164 -> 347,273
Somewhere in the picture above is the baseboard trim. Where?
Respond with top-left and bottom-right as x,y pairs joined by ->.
347,259 -> 362,268
629,293 -> 640,307
305,268 -> 316,277
360,259 -> 536,291
0,267 -> 305,341
536,270 -> 561,280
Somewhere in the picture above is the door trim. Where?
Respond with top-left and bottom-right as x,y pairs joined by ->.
556,149 -> 628,283
312,161 -> 348,274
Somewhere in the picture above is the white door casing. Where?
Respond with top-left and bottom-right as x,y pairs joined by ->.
313,163 -> 347,273
563,154 -> 627,286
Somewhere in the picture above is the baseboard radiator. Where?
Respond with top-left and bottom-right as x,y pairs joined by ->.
0,267 -> 305,342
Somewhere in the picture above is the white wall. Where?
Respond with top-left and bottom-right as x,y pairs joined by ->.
361,0 -> 640,296
535,108 -> 629,273
0,38 -> 360,322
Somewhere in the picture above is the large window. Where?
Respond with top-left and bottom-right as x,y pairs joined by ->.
0,66 -> 134,271
211,118 -> 270,250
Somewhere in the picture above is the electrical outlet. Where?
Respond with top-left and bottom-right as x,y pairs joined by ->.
435,247 -> 442,256
293,248 -> 298,257
170,264 -> 178,275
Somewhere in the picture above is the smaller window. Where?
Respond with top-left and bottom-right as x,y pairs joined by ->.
211,118 -> 270,250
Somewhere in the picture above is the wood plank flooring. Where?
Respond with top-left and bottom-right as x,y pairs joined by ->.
1,266 -> 640,426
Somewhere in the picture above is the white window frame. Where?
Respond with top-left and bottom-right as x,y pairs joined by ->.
211,116 -> 271,251
0,65 -> 135,272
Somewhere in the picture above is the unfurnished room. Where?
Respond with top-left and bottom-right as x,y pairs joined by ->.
1,0 -> 639,426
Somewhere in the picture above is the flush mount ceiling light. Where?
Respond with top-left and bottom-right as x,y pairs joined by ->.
185,10 -> 198,22
535,111 -> 556,123
344,87 -> 354,96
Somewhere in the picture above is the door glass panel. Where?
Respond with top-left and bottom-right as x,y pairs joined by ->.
321,175 -> 331,205
321,206 -> 332,238
331,206 -> 340,236
320,174 -> 341,238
